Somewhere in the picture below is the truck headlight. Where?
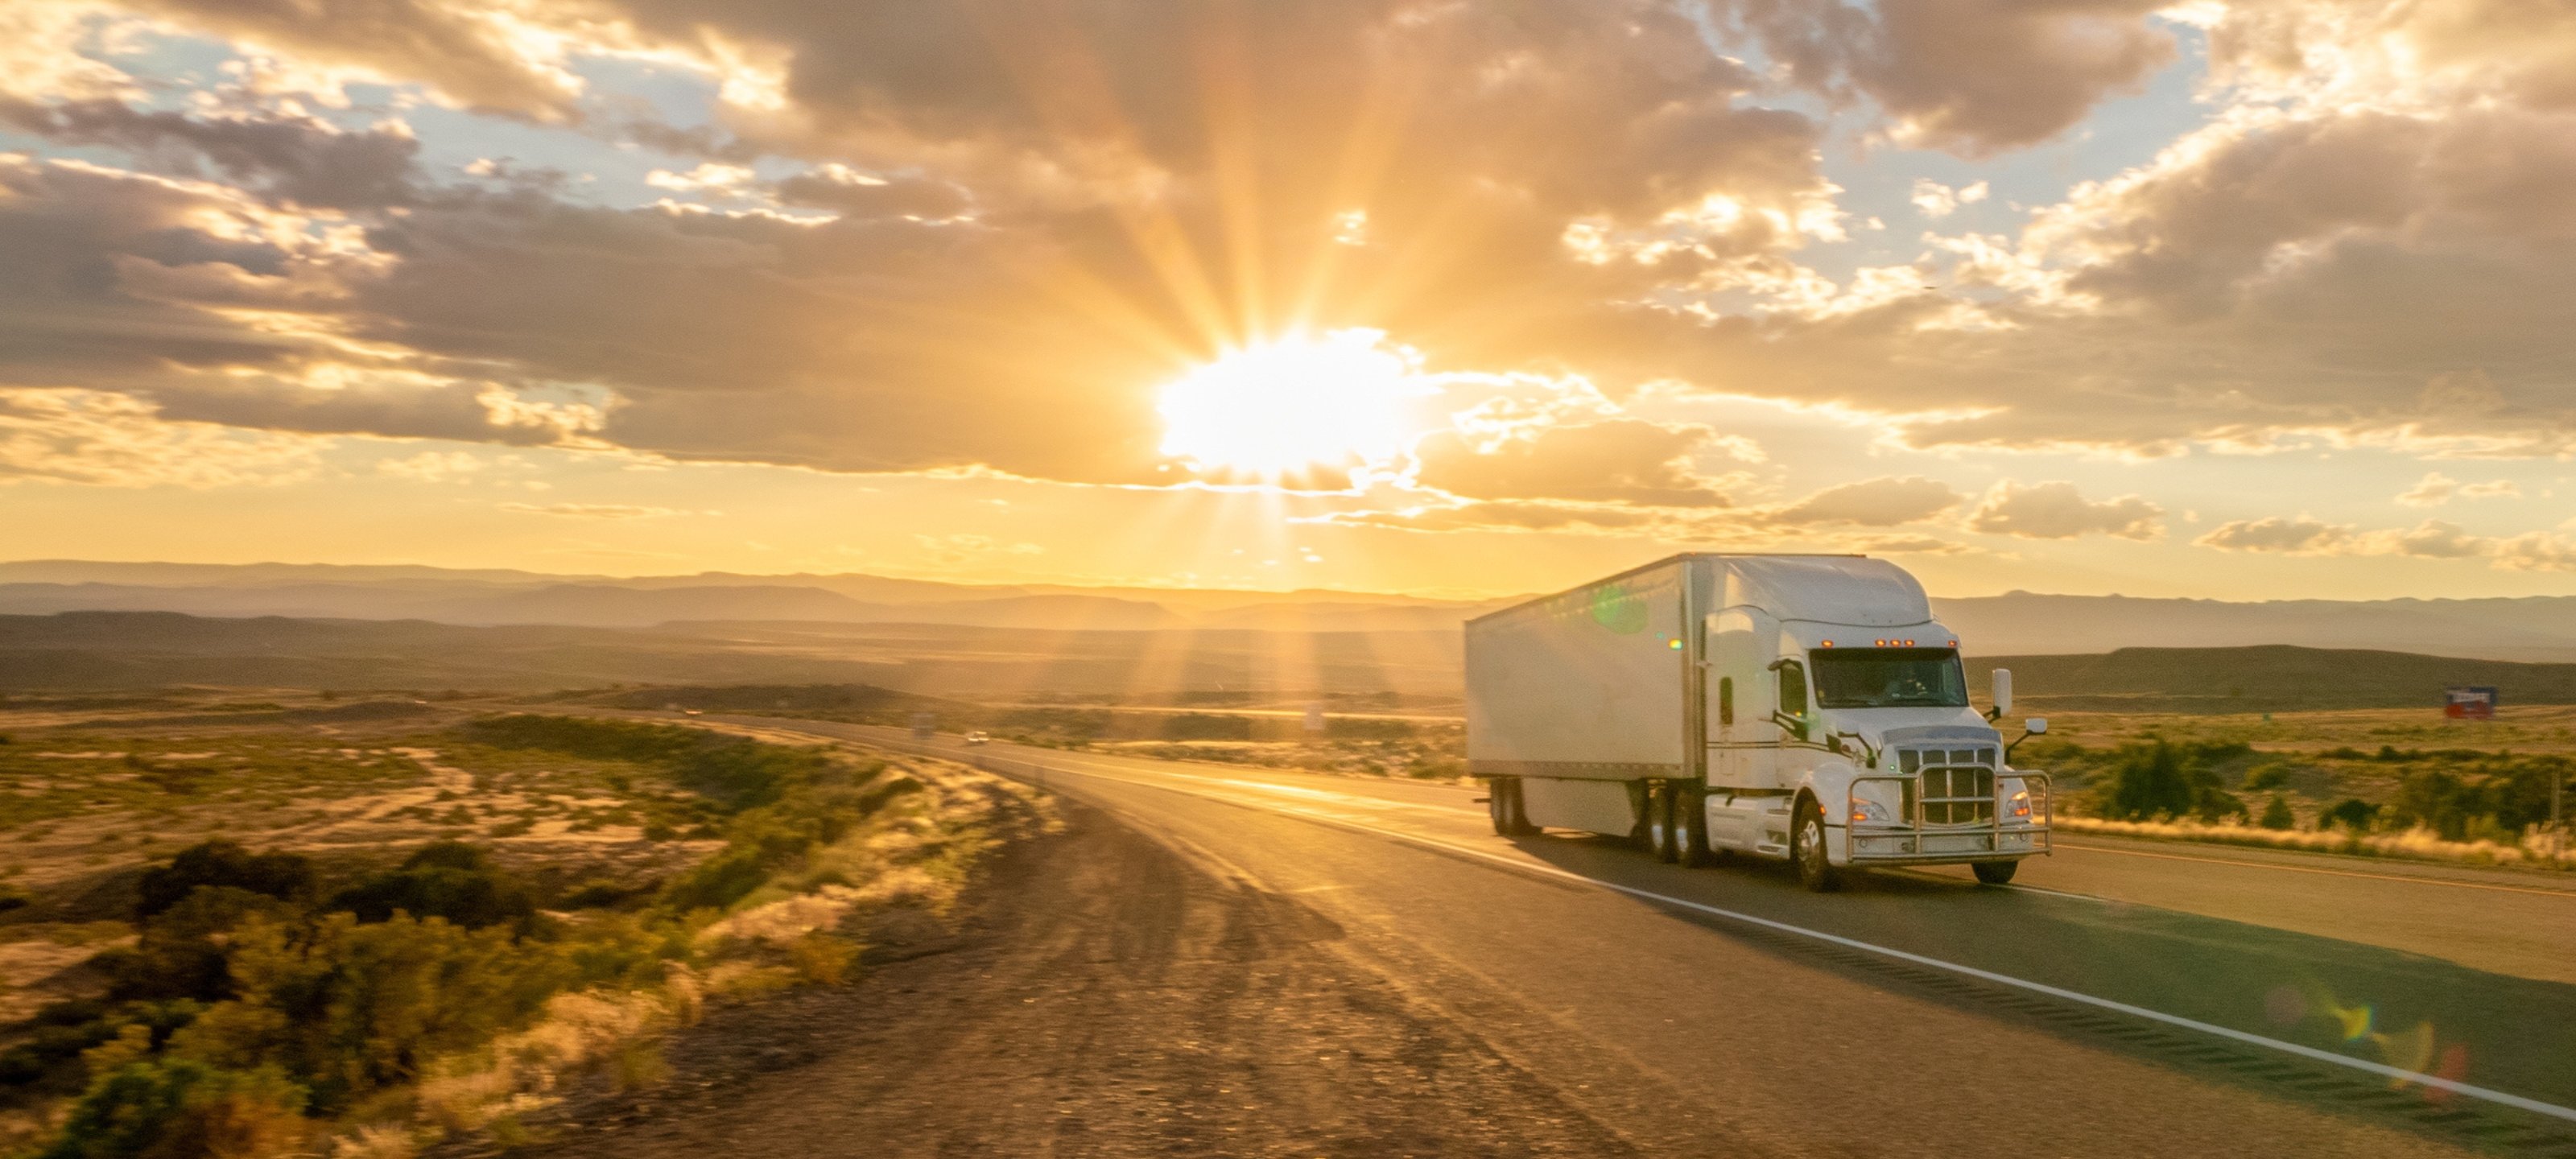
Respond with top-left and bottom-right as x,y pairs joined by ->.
2008,786 -> 2032,819
1849,798 -> 1893,825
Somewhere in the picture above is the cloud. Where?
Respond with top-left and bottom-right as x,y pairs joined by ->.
114,0 -> 591,117
0,387 -> 323,487
375,449 -> 484,481
773,165 -> 970,220
3,0 -> 2569,487
1715,0 -> 2174,155
2194,516 -> 2542,566
1409,419 -> 1735,508
497,501 -> 701,518
2192,516 -> 2352,555
1765,476 -> 1963,526
1965,481 -> 2162,539
2396,472 -> 2520,506
0,97 -> 421,208
1909,178 -> 1987,218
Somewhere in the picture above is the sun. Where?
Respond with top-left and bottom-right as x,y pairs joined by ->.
1157,328 -> 1435,482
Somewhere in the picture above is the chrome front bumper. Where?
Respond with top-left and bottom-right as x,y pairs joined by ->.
1843,771 -> 2052,864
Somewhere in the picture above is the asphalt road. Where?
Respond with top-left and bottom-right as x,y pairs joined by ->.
699,716 -> 2576,1157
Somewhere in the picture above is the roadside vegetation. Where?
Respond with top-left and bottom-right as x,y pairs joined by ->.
2023,732 -> 2575,868
0,711 -> 1024,1157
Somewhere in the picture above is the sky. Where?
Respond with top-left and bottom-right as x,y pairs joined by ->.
0,0 -> 2572,600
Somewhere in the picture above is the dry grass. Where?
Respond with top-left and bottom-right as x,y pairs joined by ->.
2056,815 -> 2576,869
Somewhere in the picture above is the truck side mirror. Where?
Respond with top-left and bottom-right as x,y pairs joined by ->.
2025,717 -> 2047,735
1989,667 -> 2013,718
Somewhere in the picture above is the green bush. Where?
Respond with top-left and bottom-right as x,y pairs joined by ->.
2092,738 -> 2256,823
2323,798 -> 2380,831
103,888 -> 299,1003
134,842 -> 315,922
171,913 -> 567,1112
40,1057 -> 307,1159
2259,794 -> 2296,831
325,841 -> 535,932
2243,762 -> 2291,791
2099,740 -> 2193,820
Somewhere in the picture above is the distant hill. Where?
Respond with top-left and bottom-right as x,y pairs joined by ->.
7,612 -> 2573,716
4,559 -> 2576,662
1934,592 -> 2576,662
1968,645 -> 2576,713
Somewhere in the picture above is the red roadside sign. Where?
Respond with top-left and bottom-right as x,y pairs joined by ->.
2444,687 -> 2499,720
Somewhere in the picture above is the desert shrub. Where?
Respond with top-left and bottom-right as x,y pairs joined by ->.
326,842 -> 536,933
171,913 -> 568,1113
2323,798 -> 2380,831
2097,740 -> 2193,820
2091,738 -> 2256,823
2259,794 -> 2296,831
102,888 -> 299,1003
134,842 -> 316,922
461,715 -> 842,810
786,932 -> 857,987
2379,758 -> 2569,840
2244,762 -> 2292,791
2194,789 -> 2250,824
40,1058 -> 306,1159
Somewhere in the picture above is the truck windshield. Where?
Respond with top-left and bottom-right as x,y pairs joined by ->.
1810,648 -> 1968,708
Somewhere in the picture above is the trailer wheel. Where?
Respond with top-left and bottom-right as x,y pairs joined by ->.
1793,799 -> 1842,893
1971,860 -> 2018,885
1648,782 -> 1679,862
1490,778 -> 1536,837
1673,782 -> 1713,868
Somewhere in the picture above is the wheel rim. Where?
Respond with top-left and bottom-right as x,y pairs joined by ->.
1798,815 -> 1825,880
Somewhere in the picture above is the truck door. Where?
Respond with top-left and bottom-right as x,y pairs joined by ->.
1705,610 -> 1763,788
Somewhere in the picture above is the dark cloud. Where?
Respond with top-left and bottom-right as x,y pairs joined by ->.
0,97 -> 420,208
121,0 -> 583,118
1713,0 -> 2173,154
0,155 -> 310,382
773,167 -> 971,220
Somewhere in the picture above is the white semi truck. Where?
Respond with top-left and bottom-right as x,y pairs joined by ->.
1466,554 -> 2050,891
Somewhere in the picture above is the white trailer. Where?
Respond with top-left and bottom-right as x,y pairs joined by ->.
1466,554 -> 2050,891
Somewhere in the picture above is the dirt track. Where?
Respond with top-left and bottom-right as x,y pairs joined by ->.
494,794 -> 1641,1157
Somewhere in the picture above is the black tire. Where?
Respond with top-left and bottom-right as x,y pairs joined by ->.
1499,778 -> 1538,837
1673,781 -> 1713,868
1793,798 -> 1842,893
1649,782 -> 1679,862
1488,779 -> 1513,836
1971,860 -> 2018,885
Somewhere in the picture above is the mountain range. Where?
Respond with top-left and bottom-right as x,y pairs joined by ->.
2,559 -> 2574,660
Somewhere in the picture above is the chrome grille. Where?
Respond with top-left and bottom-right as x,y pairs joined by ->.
1898,747 -> 1996,825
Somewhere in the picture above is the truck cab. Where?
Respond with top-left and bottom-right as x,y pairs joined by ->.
1701,558 -> 2049,889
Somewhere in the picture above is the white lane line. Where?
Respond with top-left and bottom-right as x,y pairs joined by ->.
959,746 -> 2576,1128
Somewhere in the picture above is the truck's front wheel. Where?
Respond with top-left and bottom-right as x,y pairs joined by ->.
1971,860 -> 2018,885
1793,800 -> 1842,893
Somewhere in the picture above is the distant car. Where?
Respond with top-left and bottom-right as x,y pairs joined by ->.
963,731 -> 990,745
681,709 -> 704,716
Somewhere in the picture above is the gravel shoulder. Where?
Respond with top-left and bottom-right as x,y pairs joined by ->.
474,791 -> 1637,1158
